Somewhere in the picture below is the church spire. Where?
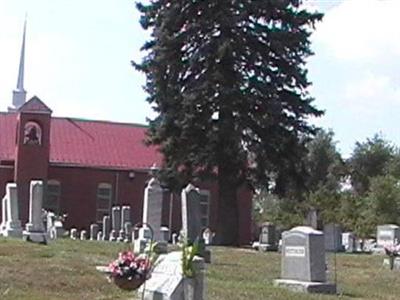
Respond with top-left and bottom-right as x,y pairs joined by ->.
10,16 -> 27,111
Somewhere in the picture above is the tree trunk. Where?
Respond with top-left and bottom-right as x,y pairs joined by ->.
214,50 -> 240,245
216,172 -> 239,245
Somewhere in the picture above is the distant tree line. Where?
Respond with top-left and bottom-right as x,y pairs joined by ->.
254,130 -> 400,239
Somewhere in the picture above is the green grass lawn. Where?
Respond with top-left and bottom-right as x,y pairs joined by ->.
0,238 -> 399,300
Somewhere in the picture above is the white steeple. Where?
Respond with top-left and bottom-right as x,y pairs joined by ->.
9,17 -> 27,111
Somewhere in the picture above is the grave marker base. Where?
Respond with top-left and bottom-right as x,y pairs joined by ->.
259,243 -> 278,252
274,279 -> 336,294
23,231 -> 48,244
2,227 -> 22,238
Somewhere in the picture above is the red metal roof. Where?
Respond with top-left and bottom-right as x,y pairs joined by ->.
0,112 -> 162,170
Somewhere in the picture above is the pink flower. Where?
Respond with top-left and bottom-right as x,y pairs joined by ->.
108,251 -> 152,280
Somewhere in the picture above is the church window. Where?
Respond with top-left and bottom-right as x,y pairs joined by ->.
199,190 -> 210,229
23,121 -> 42,145
97,183 -> 112,223
44,180 -> 61,214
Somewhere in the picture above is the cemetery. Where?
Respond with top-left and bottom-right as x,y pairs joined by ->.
1,238 -> 400,300
2,1 -> 400,300
1,176 -> 400,299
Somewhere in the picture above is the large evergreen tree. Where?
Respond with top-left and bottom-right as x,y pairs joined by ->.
135,0 -> 323,245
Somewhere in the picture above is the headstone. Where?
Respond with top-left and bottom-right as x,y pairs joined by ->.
359,238 -> 375,253
46,211 -> 55,231
70,228 -> 78,240
135,226 -> 152,253
172,233 -> 178,245
109,229 -> 118,242
377,224 -> 400,248
342,232 -> 356,253
259,222 -> 277,251
97,231 -> 103,241
277,239 -> 283,252
181,183 -> 202,243
46,211 -> 61,240
80,230 -> 87,240
54,220 -> 65,238
324,223 -> 343,252
161,226 -> 170,242
136,176 -> 166,252
23,181 -> 48,243
306,209 -> 318,229
44,211 -> 51,230
202,228 -> 215,246
1,195 -> 8,234
142,177 -> 163,241
102,215 -> 110,241
348,235 -> 356,253
124,222 -> 132,243
140,251 -> 205,300
3,183 -> 23,238
117,231 -> 125,242
274,226 -> 336,294
121,206 -> 131,227
181,184 -> 210,262
132,225 -> 139,240
252,241 -> 260,250
110,206 -> 121,241
118,206 -> 130,241
90,224 -> 99,240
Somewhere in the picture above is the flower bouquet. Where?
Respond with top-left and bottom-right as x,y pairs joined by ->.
182,240 -> 200,278
181,239 -> 201,300
108,250 -> 152,290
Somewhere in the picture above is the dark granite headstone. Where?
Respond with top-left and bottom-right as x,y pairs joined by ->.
259,222 -> 277,251
181,184 -> 202,243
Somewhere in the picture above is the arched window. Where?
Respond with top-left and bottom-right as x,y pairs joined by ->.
97,183 -> 112,223
23,121 -> 42,145
44,180 -> 61,214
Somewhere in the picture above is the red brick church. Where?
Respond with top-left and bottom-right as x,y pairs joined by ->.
0,22 -> 252,245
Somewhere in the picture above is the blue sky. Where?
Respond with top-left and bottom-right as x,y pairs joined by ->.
1,0 -> 399,157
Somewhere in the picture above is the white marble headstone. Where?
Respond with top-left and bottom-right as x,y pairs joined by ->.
23,181 -> 48,243
102,215 -> 110,240
1,196 -> 8,234
90,224 -> 99,240
141,251 -> 205,300
142,177 -> 163,241
3,183 -> 22,238
377,224 -> 400,247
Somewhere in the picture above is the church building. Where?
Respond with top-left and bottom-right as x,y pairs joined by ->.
0,21 -> 252,245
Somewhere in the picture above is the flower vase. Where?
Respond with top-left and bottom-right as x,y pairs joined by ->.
183,278 -> 195,300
